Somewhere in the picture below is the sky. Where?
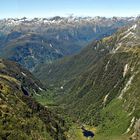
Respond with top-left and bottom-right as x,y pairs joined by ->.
0,0 -> 140,18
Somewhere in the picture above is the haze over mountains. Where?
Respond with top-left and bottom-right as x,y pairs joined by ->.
0,15 -> 140,140
0,16 -> 136,71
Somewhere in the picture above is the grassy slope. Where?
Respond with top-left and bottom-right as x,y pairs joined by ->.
0,75 -> 52,140
34,37 -> 114,87
0,59 -> 67,140
35,21 -> 140,139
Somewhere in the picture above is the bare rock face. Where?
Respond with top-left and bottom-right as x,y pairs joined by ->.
130,119 -> 140,140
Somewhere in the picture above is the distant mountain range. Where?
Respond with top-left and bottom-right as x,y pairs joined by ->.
0,16 -> 136,71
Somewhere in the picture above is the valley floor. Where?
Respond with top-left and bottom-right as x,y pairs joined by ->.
34,92 -> 131,140
67,124 -> 96,140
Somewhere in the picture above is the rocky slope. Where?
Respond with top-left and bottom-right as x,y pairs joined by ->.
0,59 -> 67,140
0,16 -> 135,70
35,21 -> 140,139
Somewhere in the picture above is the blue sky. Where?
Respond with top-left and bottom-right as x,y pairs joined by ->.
0,0 -> 140,18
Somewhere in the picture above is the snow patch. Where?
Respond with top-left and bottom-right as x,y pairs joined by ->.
35,83 -> 44,91
49,43 -> 60,53
100,49 -> 105,52
48,69 -> 52,73
33,89 -> 41,96
56,35 -> 60,40
121,24 -> 137,40
103,93 -> 109,106
125,24 -> 137,34
128,106 -> 135,116
21,72 -> 27,77
105,60 -> 110,71
50,44 -> 53,48
118,75 -> 135,99
54,48 -> 60,53
130,24 -> 137,30
125,117 -> 135,133
121,31 -> 134,40
93,27 -> 97,33
112,43 -> 122,53
31,55 -> 35,59
39,87 -> 43,91
123,64 -> 129,77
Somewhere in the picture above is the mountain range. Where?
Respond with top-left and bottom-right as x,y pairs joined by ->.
0,16 -> 135,71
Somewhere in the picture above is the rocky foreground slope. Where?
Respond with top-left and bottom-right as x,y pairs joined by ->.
0,59 -> 67,140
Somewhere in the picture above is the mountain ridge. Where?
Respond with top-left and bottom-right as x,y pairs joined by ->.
0,16 -> 135,70
35,21 -> 140,140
